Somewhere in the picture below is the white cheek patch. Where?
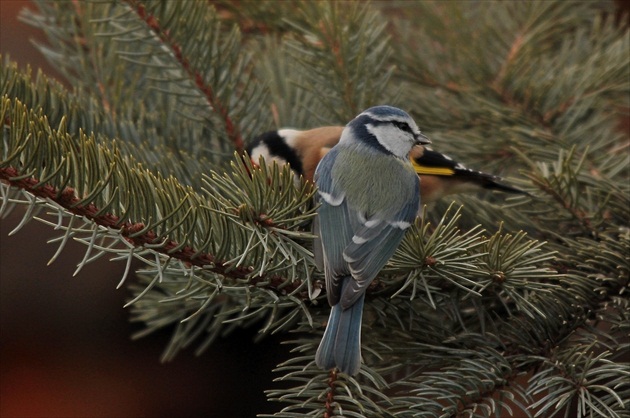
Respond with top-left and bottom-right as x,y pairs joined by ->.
250,144 -> 288,167
278,129 -> 301,148
366,124 -> 413,159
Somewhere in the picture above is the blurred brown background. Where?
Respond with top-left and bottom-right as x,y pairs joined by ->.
1,1 -> 289,417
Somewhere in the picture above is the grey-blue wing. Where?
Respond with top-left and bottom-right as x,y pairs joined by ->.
315,146 -> 420,309
340,222 -> 405,306
315,147 -> 354,306
339,195 -> 418,309
317,199 -> 354,306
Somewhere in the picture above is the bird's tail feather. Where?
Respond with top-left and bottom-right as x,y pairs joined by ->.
482,178 -> 528,194
315,291 -> 365,376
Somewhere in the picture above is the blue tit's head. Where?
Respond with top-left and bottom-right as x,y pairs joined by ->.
340,105 -> 431,159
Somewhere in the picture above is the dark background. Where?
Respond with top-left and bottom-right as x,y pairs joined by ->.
1,1 -> 289,416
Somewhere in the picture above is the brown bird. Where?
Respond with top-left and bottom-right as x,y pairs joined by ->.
247,126 -> 526,204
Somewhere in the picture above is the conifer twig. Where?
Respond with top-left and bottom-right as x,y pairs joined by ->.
126,0 -> 244,152
0,166 -> 302,290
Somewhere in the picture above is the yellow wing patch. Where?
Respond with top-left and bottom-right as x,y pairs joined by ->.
411,159 -> 456,176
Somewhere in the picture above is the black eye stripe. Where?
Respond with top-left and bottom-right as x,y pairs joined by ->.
393,121 -> 413,134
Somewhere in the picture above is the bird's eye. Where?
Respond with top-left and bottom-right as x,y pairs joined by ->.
393,121 -> 413,134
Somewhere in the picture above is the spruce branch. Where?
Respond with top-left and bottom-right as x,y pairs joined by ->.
211,0 -> 298,36
263,337 -> 395,418
20,0 -> 269,162
284,1 -> 397,124
391,347 -> 530,418
0,150 -> 255,283
382,204 -> 487,305
1,91 -> 320,359
528,345 -> 630,418
2,53 -> 217,189
390,0 -> 628,176
1,94 -> 315,295
124,0 -> 245,151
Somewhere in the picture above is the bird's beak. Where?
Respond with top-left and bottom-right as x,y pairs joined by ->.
415,132 -> 431,145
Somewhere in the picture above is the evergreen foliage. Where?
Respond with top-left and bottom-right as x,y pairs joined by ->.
1,1 -> 628,416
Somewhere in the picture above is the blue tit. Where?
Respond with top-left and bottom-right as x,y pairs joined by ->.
312,105 -> 431,376
247,127 -> 526,203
